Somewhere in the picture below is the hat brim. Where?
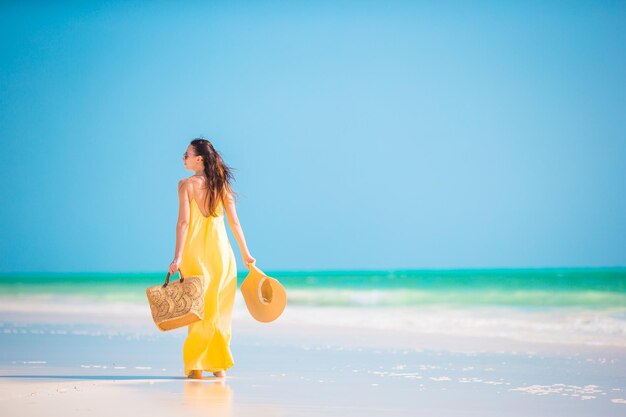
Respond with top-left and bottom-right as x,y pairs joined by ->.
240,265 -> 287,323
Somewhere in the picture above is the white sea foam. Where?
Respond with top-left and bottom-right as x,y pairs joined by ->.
275,305 -> 626,347
1,295 -> 625,347
510,384 -> 604,400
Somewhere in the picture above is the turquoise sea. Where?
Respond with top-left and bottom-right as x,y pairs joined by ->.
1,267 -> 624,308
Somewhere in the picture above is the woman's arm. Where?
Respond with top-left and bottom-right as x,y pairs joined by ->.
168,179 -> 191,275
223,191 -> 256,268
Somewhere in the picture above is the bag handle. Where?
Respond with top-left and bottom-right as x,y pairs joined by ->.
163,269 -> 185,287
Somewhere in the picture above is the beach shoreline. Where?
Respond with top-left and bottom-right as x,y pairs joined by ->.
2,302 -> 625,417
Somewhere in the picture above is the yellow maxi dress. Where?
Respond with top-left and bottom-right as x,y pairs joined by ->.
179,195 -> 237,376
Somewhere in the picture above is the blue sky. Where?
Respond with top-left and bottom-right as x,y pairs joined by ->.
1,1 -> 624,272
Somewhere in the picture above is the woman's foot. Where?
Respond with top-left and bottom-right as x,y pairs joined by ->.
187,370 -> 203,379
213,370 -> 226,378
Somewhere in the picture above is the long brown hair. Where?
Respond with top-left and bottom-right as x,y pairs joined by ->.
190,138 -> 237,217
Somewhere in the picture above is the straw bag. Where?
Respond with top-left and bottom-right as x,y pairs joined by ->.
145,270 -> 205,331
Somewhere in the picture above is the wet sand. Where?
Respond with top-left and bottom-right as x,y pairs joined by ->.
1,302 -> 625,416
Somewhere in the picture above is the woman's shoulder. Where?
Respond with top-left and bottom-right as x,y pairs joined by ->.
177,177 -> 199,192
180,176 -> 205,185
189,175 -> 208,181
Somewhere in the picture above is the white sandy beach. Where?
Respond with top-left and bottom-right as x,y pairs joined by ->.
1,296 -> 625,417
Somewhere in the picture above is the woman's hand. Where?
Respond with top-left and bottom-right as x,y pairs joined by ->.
243,254 -> 256,269
168,257 -> 181,276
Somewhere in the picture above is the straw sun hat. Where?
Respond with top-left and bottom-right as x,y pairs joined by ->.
240,264 -> 287,322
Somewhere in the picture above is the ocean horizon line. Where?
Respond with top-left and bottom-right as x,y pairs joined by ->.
1,265 -> 625,276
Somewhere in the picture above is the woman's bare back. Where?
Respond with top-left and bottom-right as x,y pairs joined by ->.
185,175 -> 223,217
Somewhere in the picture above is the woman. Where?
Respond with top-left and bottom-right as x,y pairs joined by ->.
168,138 -> 256,379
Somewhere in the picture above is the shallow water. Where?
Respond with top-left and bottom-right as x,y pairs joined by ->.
1,267 -> 625,307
